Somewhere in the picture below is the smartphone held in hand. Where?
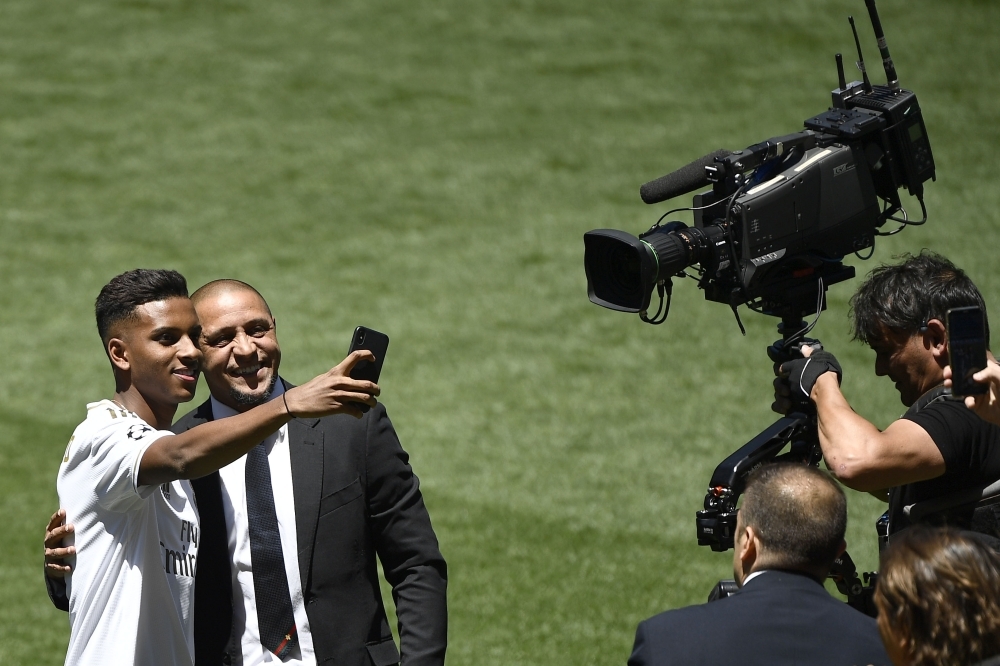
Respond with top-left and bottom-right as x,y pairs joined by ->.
947,306 -> 989,398
347,327 -> 389,412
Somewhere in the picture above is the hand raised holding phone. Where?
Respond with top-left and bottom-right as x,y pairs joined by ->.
346,327 -> 389,413
943,305 -> 1000,426
944,361 -> 1000,428
283,349 -> 381,419
946,306 -> 989,399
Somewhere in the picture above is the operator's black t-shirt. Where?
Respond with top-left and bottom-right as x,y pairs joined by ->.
890,397 -> 1000,534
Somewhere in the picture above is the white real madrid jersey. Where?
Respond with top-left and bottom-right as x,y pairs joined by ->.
57,400 -> 200,666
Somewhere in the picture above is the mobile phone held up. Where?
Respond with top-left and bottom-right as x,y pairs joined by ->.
347,326 -> 389,413
947,306 -> 988,398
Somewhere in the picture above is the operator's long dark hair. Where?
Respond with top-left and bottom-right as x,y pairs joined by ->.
850,250 -> 989,347
874,526 -> 1000,666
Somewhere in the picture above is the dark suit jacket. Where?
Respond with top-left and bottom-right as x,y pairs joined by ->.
178,393 -> 447,666
628,570 -> 890,666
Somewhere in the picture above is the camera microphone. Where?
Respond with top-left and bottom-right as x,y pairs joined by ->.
639,149 -> 730,204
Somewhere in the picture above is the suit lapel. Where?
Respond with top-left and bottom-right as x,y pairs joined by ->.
288,417 -> 323,591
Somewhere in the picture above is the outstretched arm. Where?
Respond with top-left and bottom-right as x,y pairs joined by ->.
138,351 -> 379,485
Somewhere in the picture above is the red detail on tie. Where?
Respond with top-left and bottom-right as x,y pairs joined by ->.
273,625 -> 297,656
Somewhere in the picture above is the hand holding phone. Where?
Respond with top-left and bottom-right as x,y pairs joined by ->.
347,327 -> 389,413
947,306 -> 989,398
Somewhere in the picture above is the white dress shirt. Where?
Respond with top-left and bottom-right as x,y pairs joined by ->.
211,381 -> 316,666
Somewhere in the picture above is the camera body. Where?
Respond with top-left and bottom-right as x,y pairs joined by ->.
583,7 -> 935,323
688,138 -> 881,314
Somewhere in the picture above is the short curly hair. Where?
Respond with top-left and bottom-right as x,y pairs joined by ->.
850,250 -> 989,347
874,526 -> 1000,666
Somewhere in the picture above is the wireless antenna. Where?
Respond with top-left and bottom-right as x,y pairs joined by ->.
865,0 -> 900,90
836,53 -> 847,90
849,16 -> 873,94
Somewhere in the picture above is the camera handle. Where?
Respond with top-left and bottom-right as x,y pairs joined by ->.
698,317 -> 878,615
697,318 -> 823,552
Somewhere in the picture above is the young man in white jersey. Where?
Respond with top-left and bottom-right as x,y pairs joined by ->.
57,268 -> 378,666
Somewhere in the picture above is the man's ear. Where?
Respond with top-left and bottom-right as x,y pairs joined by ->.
925,318 -> 948,359
107,338 -> 130,373
739,525 -> 759,569
836,539 -> 847,559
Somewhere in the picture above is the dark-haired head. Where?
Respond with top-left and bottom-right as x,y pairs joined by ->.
874,525 -> 1000,666
737,463 -> 847,580
850,250 -> 989,348
95,269 -> 189,343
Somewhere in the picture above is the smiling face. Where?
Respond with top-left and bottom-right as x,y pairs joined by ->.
195,287 -> 281,412
870,327 -> 943,407
113,297 -> 203,409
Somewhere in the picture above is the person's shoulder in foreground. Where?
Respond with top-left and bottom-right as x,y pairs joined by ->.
629,570 -> 888,666
627,463 -> 890,666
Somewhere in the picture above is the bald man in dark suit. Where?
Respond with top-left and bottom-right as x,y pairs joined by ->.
628,464 -> 889,666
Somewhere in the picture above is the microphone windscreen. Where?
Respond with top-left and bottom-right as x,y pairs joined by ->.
640,149 -> 730,204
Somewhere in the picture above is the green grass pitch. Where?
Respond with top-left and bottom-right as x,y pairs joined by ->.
2,0 -> 999,663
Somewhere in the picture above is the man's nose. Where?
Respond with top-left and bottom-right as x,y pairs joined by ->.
179,336 -> 203,365
232,331 -> 256,357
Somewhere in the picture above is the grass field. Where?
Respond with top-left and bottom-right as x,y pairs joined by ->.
2,0 -> 999,663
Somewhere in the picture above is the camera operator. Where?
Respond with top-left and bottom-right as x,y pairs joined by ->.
627,463 -> 890,666
773,251 -> 1000,538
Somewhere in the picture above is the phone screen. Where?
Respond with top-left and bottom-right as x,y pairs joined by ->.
947,306 -> 988,397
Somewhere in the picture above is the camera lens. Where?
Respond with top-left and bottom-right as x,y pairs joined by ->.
604,244 -> 644,297
584,230 -> 658,312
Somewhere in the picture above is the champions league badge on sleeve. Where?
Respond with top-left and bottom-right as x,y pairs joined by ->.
127,423 -> 153,440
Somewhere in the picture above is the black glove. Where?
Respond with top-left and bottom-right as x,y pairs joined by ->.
780,350 -> 843,403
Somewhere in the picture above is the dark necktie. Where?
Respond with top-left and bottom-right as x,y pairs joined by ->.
245,441 -> 298,660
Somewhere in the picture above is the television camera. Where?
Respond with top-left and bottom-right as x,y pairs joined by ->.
584,0 -> 933,332
583,0 -> 935,614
